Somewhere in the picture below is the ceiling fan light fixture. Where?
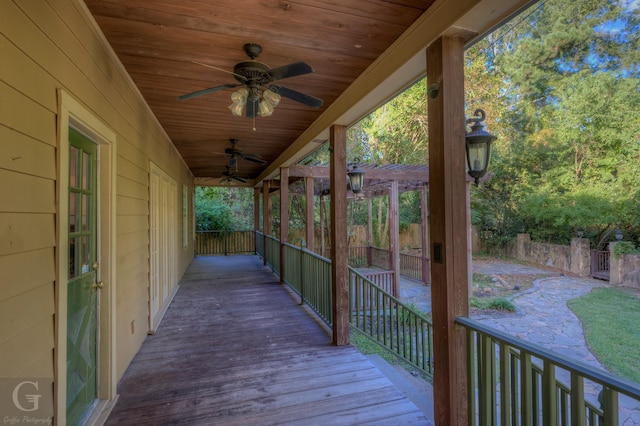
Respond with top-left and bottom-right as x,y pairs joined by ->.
230,87 -> 249,105
262,89 -> 281,107
228,102 -> 244,116
258,98 -> 275,117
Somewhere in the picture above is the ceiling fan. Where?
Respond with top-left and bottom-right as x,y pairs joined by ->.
225,138 -> 266,169
178,43 -> 324,118
221,165 -> 247,184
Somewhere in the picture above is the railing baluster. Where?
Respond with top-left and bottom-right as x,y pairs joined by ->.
479,333 -> 496,425
601,386 -> 619,426
542,359 -> 558,426
521,351 -> 534,426
500,341 -> 513,425
467,329 -> 478,426
510,350 -> 520,426
570,372 -> 586,425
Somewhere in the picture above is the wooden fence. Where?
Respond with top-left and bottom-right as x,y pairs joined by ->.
195,230 -> 255,255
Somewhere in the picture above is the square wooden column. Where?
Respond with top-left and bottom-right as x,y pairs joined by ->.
330,124 -> 349,346
263,180 -> 271,266
254,187 -> 261,232
421,184 -> 430,285
427,36 -> 469,426
280,167 -> 289,282
305,177 -> 315,251
389,179 -> 400,297
367,197 -> 373,266
254,187 -> 261,254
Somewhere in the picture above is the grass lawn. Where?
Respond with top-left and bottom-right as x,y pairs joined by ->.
568,287 -> 640,383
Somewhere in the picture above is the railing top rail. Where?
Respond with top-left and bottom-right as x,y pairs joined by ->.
456,316 -> 640,399
400,252 -> 423,259
283,242 -> 332,263
363,270 -> 395,276
196,229 -> 254,232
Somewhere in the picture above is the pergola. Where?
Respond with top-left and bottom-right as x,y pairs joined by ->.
251,163 -> 485,296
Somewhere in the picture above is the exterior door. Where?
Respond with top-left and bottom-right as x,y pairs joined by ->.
149,164 -> 178,332
67,128 -> 99,424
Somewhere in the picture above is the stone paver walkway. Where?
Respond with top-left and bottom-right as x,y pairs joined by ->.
393,259 -> 640,425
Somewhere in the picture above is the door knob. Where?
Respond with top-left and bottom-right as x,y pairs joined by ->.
92,281 -> 104,290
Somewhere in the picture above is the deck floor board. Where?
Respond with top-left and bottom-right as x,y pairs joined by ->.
106,255 -> 429,425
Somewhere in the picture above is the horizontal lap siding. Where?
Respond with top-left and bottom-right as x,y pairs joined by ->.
0,0 -> 194,405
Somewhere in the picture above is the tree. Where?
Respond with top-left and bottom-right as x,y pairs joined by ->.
195,186 -> 254,230
467,0 -> 640,249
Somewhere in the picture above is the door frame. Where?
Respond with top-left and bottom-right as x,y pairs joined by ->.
149,163 -> 179,333
56,90 -> 117,425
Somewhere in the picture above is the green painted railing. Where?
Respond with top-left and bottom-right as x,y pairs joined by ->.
266,237 -> 432,376
264,234 -> 280,275
457,317 -> 640,426
282,242 -> 333,326
349,268 -> 434,378
195,230 -> 255,255
255,231 -> 264,259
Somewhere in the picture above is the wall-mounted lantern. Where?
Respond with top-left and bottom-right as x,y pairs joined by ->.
347,159 -> 365,194
615,229 -> 623,241
577,227 -> 584,238
465,109 -> 497,185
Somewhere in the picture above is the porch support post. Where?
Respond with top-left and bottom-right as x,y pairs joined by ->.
389,179 -> 400,297
330,124 -> 349,346
367,197 -> 373,266
254,187 -> 261,254
320,194 -> 325,257
421,184 -> 430,285
280,167 -> 289,283
305,177 -> 315,252
263,180 -> 271,266
427,36 -> 469,426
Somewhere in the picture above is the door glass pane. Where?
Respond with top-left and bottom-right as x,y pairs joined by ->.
82,236 -> 90,275
70,146 -> 79,188
82,152 -> 91,190
82,194 -> 90,232
69,192 -> 77,233
69,237 -> 80,279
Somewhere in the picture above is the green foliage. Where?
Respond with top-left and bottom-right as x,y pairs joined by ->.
298,0 -> 640,253
466,0 -> 640,250
568,288 -> 640,383
195,186 -> 254,230
613,241 -> 640,258
470,297 -> 516,312
196,199 -> 232,231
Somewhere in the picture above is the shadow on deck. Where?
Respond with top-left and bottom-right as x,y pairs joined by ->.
106,255 -> 431,425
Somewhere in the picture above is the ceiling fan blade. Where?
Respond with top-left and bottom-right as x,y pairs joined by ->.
231,175 -> 247,183
273,85 -> 324,108
178,83 -> 241,100
242,154 -> 267,165
267,62 -> 314,81
191,61 -> 248,81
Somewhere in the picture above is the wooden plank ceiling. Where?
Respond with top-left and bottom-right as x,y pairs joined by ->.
83,0 -> 436,183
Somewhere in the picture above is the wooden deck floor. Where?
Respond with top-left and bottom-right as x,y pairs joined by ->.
106,255 -> 430,425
